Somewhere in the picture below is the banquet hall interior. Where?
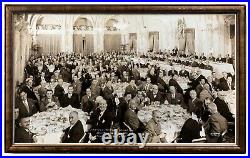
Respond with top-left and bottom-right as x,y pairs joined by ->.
13,13 -> 236,144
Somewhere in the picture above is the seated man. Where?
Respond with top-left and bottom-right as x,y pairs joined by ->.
188,90 -> 204,118
147,85 -> 165,104
61,85 -> 80,109
124,99 -> 145,134
166,86 -> 186,108
178,112 -> 203,143
17,91 -> 37,118
54,78 -> 65,105
40,89 -> 60,112
81,88 -> 96,114
138,77 -> 153,93
37,80 -> 47,101
145,110 -> 166,143
203,97 -> 228,143
213,92 -> 234,122
169,74 -> 183,94
61,111 -> 85,143
125,79 -> 138,98
219,76 -> 235,91
199,84 -> 213,102
15,117 -> 37,143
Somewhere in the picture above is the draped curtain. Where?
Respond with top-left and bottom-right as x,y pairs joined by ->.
129,33 -> 137,51
104,34 -> 121,51
73,34 -> 84,54
85,34 -> 94,54
36,34 -> 61,56
184,28 -> 195,53
149,32 -> 159,52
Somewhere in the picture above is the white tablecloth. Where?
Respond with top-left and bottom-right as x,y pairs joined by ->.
29,106 -> 88,144
210,63 -> 234,77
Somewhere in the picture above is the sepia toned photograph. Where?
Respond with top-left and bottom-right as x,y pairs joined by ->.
4,4 -> 246,154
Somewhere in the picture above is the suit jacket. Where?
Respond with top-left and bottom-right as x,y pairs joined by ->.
17,98 -> 37,118
219,81 -> 235,91
131,69 -> 141,81
88,108 -> 115,130
81,95 -> 96,113
72,80 -> 82,95
15,127 -> 34,143
166,93 -> 186,108
147,91 -> 165,104
124,109 -> 140,131
146,119 -> 166,143
214,97 -> 234,122
22,85 -> 38,101
204,112 -> 228,143
157,77 -> 169,92
39,96 -> 60,112
62,120 -> 84,143
179,118 -> 202,143
169,79 -> 183,94
61,93 -> 80,109
188,98 -> 204,118
54,85 -> 65,101
121,75 -> 131,83
179,70 -> 189,78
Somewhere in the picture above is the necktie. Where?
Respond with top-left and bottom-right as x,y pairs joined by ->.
228,82 -> 231,90
23,100 -> 29,113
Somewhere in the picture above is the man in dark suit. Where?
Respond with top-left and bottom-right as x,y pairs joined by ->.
156,71 -> 169,92
203,98 -> 228,143
54,78 -> 65,105
117,93 -> 132,129
146,110 -> 166,143
39,89 -> 60,112
219,76 -> 235,91
61,111 -> 84,143
87,99 -> 115,143
166,86 -> 186,108
138,77 -> 153,93
188,90 -> 204,118
178,112 -> 203,143
169,74 -> 183,94
124,99 -> 145,134
17,91 -> 37,118
81,88 -> 96,114
147,85 -> 165,104
103,80 -> 114,101
125,79 -> 138,98
179,65 -> 189,78
22,78 -> 38,102
219,71 -> 228,84
168,67 -> 178,77
195,78 -> 206,97
213,92 -> 234,122
15,117 -> 37,143
61,85 -> 80,109
121,71 -> 131,83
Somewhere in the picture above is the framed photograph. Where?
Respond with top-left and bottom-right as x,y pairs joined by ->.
4,4 -> 246,154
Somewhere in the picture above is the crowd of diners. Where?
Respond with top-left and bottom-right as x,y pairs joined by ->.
14,49 -> 235,144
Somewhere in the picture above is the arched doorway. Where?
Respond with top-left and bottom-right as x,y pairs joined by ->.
104,19 -> 122,51
73,17 -> 94,55
36,15 -> 62,56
